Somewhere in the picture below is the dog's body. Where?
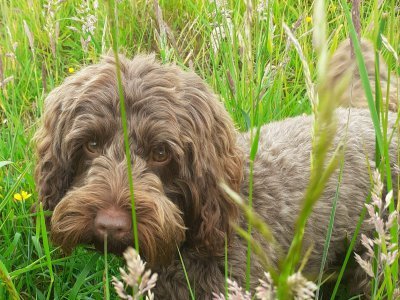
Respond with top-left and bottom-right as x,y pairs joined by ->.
34,40 -> 398,299
152,109 -> 398,299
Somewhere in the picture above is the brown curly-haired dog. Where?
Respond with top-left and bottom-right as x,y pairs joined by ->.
35,42 -> 398,298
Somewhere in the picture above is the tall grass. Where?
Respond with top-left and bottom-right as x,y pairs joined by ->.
0,0 -> 398,299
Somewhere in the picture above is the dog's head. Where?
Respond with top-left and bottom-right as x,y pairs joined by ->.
34,55 -> 243,266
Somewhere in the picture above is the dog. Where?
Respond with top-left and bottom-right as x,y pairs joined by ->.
34,40 -> 398,298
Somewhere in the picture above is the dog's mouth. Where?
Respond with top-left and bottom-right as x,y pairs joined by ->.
92,237 -> 133,255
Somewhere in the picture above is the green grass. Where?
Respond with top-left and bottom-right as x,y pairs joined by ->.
0,0 -> 399,299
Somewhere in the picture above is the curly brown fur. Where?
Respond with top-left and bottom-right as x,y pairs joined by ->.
35,45 -> 398,298
34,54 -> 241,265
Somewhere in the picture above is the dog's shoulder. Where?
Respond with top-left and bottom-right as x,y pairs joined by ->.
237,113 -> 313,152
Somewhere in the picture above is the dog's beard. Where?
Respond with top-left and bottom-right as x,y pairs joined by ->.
92,235 -> 132,255
50,181 -> 186,267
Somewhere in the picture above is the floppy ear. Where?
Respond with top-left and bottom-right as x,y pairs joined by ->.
34,57 -> 121,212
177,71 -> 243,256
34,86 -> 75,212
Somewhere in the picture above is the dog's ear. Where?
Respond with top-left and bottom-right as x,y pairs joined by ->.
178,72 -> 243,256
34,87 -> 74,212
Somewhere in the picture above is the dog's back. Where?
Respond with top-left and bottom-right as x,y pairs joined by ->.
238,107 -> 398,295
237,39 -> 399,296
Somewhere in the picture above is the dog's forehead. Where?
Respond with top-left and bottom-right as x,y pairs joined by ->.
62,58 -> 187,112
60,88 -> 183,152
54,55 -> 205,148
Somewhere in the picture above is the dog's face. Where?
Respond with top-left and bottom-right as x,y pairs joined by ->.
34,55 -> 243,266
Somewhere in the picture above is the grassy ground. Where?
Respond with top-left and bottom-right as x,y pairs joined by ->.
0,0 -> 399,299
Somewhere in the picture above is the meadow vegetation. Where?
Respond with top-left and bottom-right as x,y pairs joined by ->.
0,0 -> 399,299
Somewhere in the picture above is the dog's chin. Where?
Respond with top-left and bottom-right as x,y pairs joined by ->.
93,239 -> 132,255
91,238 -> 177,267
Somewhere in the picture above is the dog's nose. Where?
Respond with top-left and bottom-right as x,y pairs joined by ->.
94,207 -> 132,240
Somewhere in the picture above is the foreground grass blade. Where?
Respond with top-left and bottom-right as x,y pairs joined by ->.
103,237 -> 110,300
220,183 -> 276,245
233,224 -> 277,279
340,0 -> 398,295
316,153 -> 346,297
177,247 -> 195,300
105,0 -> 140,253
224,235 -> 228,299
277,10 -> 342,297
38,202 -> 54,300
330,195 -> 370,299
220,183 -> 279,281
68,254 -> 99,300
0,161 -> 12,168
0,260 -> 20,300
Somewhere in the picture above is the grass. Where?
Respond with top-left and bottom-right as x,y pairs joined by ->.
0,0 -> 399,299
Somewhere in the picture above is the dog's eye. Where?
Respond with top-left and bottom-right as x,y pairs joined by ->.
151,144 -> 170,163
86,141 -> 99,154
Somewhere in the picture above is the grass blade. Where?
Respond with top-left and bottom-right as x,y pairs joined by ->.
177,247 -> 195,300
0,161 -> 12,168
330,195 -> 370,299
68,254 -> 99,300
0,259 -> 19,300
340,0 -> 398,293
38,202 -> 54,299
105,0 -> 140,253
